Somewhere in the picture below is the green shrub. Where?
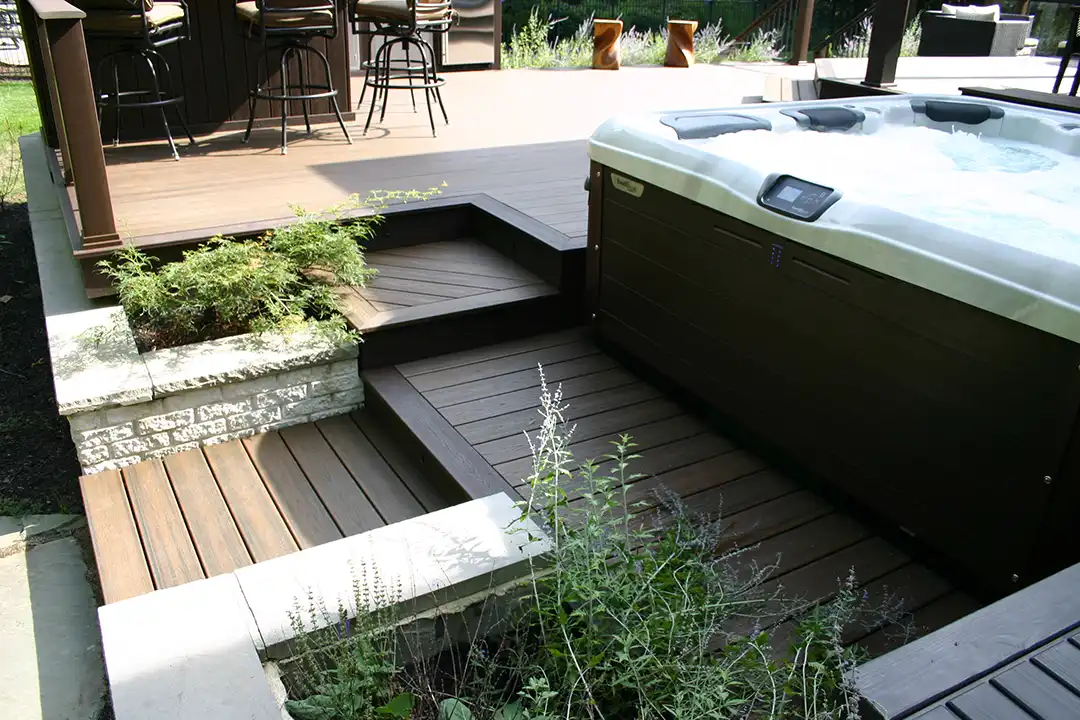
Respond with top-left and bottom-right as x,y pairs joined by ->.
99,195 -> 387,352
727,28 -> 784,62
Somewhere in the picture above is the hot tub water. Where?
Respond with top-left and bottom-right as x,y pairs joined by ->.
701,125 -> 1080,266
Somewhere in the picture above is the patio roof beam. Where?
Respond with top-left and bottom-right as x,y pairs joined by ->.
862,0 -> 913,87
26,0 -> 120,249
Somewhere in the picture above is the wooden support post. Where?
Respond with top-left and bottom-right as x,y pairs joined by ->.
45,17 -> 120,248
665,20 -> 698,67
593,18 -> 623,70
788,0 -> 815,65
862,0 -> 912,87
35,20 -> 72,184
15,0 -> 58,150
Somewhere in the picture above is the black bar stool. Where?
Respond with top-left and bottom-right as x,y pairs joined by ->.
1053,4 -> 1080,96
236,0 -> 352,154
79,0 -> 196,160
351,0 -> 454,137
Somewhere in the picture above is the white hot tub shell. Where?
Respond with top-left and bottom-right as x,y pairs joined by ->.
585,95 -> 1080,595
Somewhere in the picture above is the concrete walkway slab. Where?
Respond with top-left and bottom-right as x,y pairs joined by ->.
0,518 -> 106,720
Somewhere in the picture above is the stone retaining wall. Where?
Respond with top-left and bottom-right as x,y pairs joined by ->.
69,359 -> 363,474
50,304 -> 362,474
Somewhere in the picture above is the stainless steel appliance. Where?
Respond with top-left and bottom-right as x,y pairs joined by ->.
439,0 -> 498,68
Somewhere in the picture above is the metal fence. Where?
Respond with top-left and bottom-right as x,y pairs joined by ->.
0,0 -> 30,79
500,0 -> 771,42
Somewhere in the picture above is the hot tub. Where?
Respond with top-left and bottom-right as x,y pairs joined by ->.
585,95 -> 1080,595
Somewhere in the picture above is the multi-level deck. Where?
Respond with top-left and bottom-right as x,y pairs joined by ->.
80,325 -> 980,659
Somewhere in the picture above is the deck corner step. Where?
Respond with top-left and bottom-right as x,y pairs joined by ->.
362,365 -> 522,504
342,238 -> 574,367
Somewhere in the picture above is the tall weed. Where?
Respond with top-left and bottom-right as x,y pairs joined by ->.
283,369 -> 906,719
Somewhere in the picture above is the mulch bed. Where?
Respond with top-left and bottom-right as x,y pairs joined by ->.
0,202 -> 82,515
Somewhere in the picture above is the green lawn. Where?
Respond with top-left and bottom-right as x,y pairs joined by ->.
0,80 -> 42,203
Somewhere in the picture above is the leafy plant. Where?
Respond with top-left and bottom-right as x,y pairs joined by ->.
728,28 -> 784,62
283,368 -> 904,720
500,14 -> 733,68
98,190 -> 437,352
284,566 -> 406,720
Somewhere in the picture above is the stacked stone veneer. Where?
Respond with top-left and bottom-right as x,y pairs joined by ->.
68,359 -> 362,474
50,306 -> 363,475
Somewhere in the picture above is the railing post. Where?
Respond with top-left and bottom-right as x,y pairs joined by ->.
862,0 -> 911,87
788,0 -> 814,64
15,0 -> 57,149
36,19 -> 72,183
44,16 -> 119,248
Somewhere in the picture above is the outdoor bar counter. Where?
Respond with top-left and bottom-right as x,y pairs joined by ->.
84,0 -> 354,140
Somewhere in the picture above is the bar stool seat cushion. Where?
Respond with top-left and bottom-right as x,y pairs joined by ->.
76,0 -> 154,12
353,0 -> 449,23
235,1 -> 334,27
81,2 -> 184,34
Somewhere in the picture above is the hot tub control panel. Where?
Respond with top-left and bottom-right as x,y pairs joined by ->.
757,174 -> 842,222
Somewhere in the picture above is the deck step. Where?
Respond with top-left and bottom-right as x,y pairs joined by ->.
362,365 -> 521,504
341,237 -> 573,367
79,405 -> 461,604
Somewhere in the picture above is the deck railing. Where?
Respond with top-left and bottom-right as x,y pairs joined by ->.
812,2 -> 875,58
17,0 -> 119,249
731,0 -> 816,64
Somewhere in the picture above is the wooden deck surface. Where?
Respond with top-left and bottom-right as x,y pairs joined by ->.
385,329 -> 982,658
341,238 -> 556,332
81,326 -> 980,655
80,411 -> 456,605
89,66 -> 777,246
815,56 -> 1072,95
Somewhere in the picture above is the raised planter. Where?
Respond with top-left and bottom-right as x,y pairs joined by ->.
24,136 -> 364,474
52,309 -> 363,474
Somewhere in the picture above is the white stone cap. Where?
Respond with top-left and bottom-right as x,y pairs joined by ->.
48,306 -> 153,415
143,329 -> 357,397
97,493 -> 550,720
235,491 -> 550,657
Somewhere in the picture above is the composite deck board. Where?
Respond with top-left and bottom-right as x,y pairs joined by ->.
858,590 -> 983,660
78,469 -> 155,604
456,382 -> 663,444
949,683 -> 1032,720
396,328 -> 587,377
474,398 -> 686,466
242,432 -> 343,549
162,450 -> 252,577
316,414 -> 426,524
736,512 -> 872,581
439,367 -> 639,426
81,409 -> 452,603
406,339 -> 598,392
493,412 -> 711,483
371,263 -> 528,291
396,331 -> 972,660
992,662 -> 1080,718
844,562 -> 956,644
121,460 -> 205,590
1034,641 -> 1080,695
621,449 -> 768,506
350,410 -> 456,513
279,423 -> 385,536
425,353 -> 619,409
204,441 -> 300,562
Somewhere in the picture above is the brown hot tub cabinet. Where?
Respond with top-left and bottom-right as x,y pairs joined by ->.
585,162 -> 1080,597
